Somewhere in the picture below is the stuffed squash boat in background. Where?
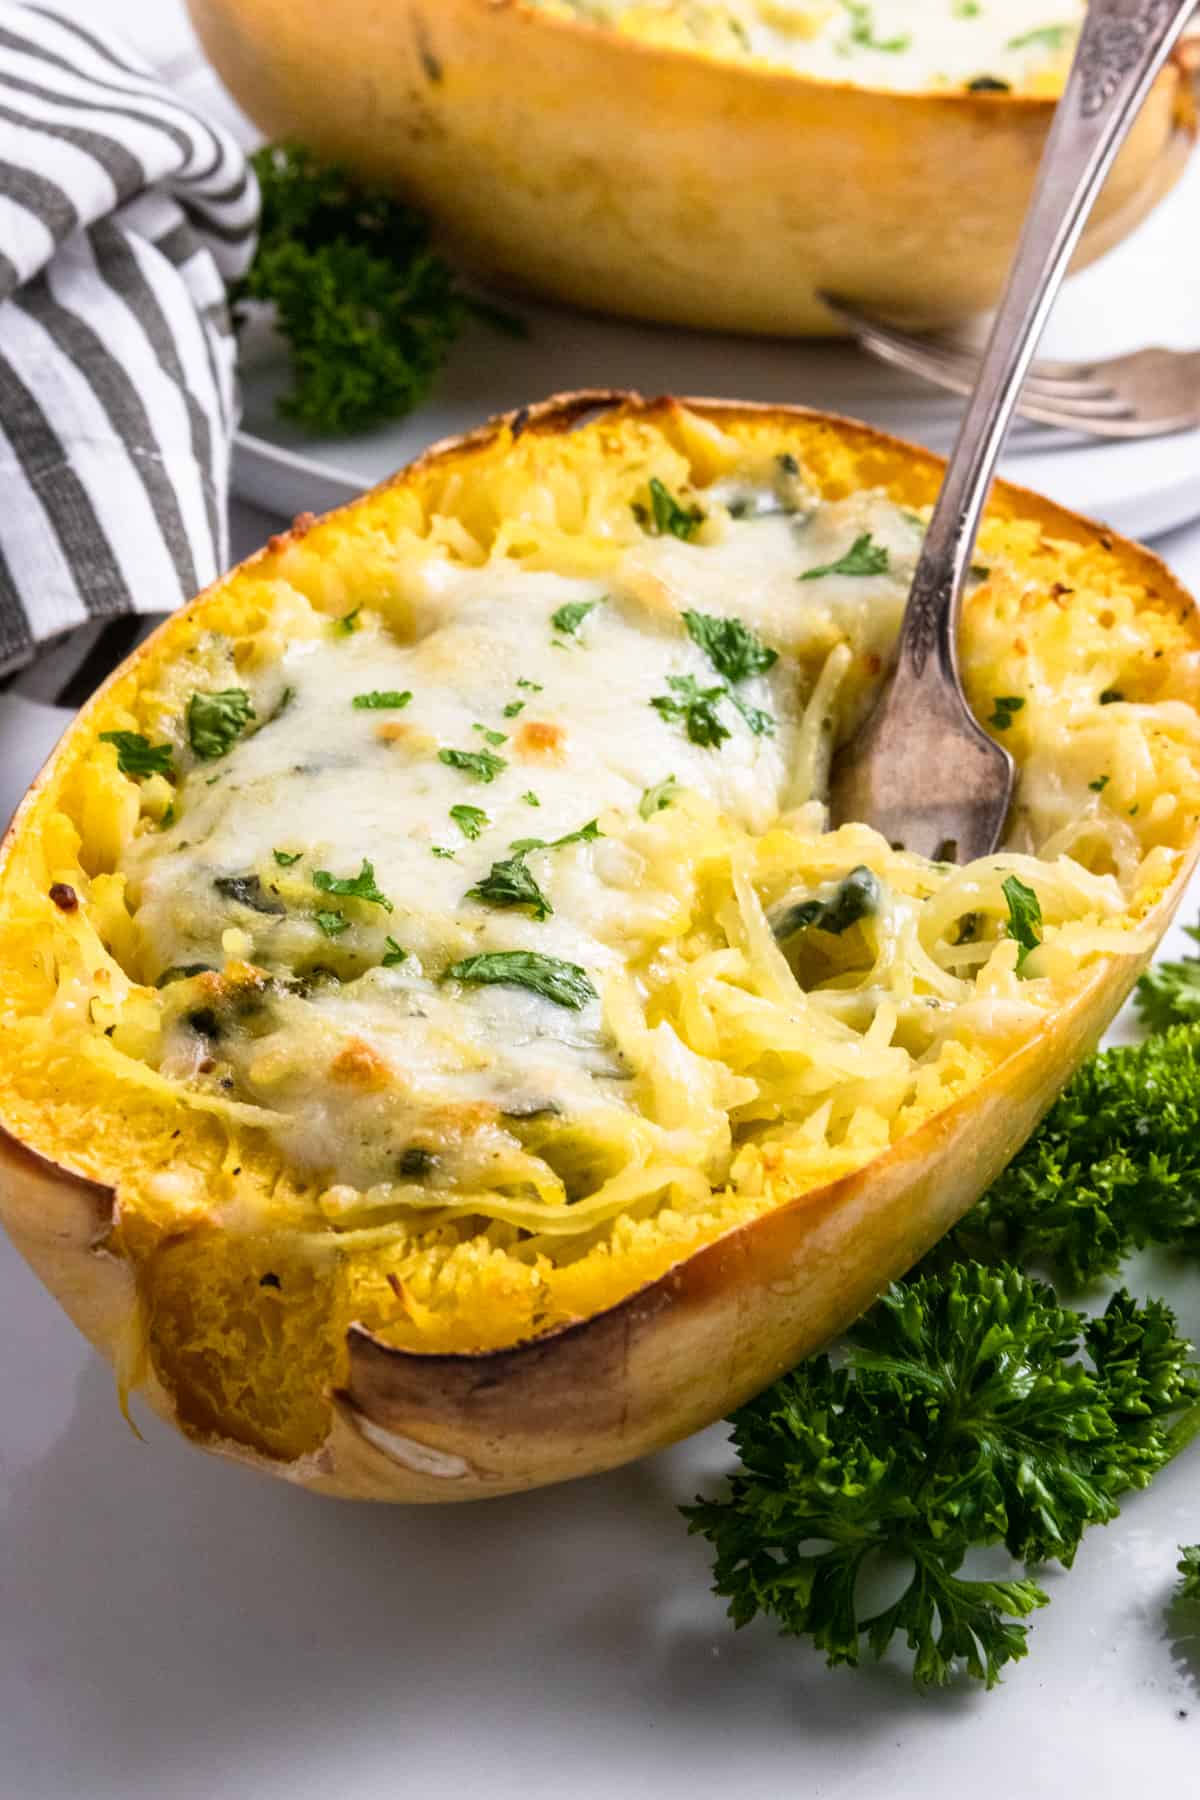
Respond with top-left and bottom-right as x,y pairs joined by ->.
2,392 -> 1199,1500
186,0 -> 1197,333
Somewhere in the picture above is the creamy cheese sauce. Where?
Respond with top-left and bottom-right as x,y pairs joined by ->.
534,0 -> 1084,93
120,484 -> 919,1194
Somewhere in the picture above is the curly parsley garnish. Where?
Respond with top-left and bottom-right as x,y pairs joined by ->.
687,1270 -> 1197,1690
99,730 -> 174,779
1136,918 -> 1200,1032
312,857 -> 393,912
187,688 -> 255,761
800,532 -> 890,581
438,746 -> 507,783
232,143 -> 520,436
445,950 -> 598,1010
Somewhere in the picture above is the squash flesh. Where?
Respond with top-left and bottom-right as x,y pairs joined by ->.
1,394 -> 1199,1494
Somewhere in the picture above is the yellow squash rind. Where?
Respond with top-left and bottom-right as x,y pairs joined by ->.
187,0 -> 1195,332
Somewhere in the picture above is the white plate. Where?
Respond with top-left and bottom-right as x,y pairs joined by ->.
235,154 -> 1200,541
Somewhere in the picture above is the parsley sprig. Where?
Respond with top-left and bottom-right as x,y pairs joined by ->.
232,144 -> 520,435
944,1023 -> 1200,1285
1135,917 -> 1200,1031
686,1270 -> 1196,1689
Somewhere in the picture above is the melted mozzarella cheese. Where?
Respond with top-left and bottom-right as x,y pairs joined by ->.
124,491 -> 911,1191
536,1 -> 1084,93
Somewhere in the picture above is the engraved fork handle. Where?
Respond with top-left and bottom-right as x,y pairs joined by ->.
895,0 -> 1196,691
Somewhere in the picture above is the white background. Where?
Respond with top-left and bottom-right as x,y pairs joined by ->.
3,5 -> 1200,1795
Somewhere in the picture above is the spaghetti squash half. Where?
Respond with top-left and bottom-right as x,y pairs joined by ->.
187,0 -> 1196,333
1,393 -> 1198,1499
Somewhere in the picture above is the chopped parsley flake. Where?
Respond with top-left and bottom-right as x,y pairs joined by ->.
450,803 -> 489,840
187,688 -> 255,760
312,857 -> 393,912
1089,775 -> 1110,793
988,695 -> 1025,731
1003,874 -> 1042,971
509,819 -> 601,855
445,950 -> 598,1010
352,690 -> 412,710
315,909 -> 348,938
334,607 -> 361,635
431,845 -> 456,859
1008,23 -> 1071,50
522,790 -> 541,807
550,598 -> 600,638
639,775 -> 679,819
651,675 -> 731,749
636,477 -> 704,542
273,849 -> 302,866
438,746 -> 507,783
799,532 -> 890,581
683,611 -> 778,684
99,730 -> 174,779
516,677 -> 543,692
467,853 -> 552,920
381,936 -> 408,966
503,700 -> 525,718
841,1 -> 910,53
472,723 -> 507,747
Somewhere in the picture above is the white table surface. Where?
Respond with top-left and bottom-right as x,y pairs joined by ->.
5,6 -> 1200,1796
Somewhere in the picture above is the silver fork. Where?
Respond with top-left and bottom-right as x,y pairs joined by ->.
829,0 -> 1198,864
824,294 -> 1200,440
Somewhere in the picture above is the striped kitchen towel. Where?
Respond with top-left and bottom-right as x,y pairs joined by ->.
0,1 -> 258,683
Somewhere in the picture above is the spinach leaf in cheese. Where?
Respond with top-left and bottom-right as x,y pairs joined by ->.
772,867 -> 881,941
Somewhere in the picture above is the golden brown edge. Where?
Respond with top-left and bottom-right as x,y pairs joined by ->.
1,388 -> 1196,1501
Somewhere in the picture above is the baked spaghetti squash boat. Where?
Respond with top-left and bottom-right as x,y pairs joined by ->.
187,0 -> 1198,333
2,393 -> 1199,1500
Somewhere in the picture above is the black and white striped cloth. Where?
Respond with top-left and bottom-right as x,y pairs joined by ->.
0,2 -> 258,688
